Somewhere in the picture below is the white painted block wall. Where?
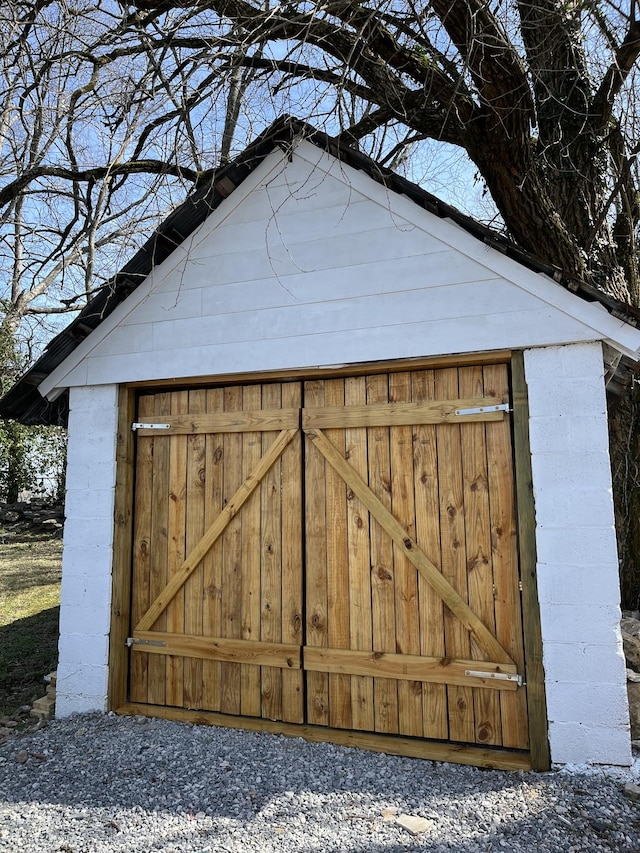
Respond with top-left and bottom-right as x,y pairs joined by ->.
55,384 -> 118,716
524,342 -> 631,766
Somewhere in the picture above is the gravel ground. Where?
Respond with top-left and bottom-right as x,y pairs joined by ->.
1,713 -> 640,852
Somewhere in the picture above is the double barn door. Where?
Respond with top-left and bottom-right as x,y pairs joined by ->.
129,365 -> 529,752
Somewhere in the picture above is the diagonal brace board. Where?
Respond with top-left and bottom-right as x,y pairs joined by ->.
136,428 -> 299,632
305,427 -> 516,667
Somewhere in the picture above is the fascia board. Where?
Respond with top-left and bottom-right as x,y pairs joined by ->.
292,140 -> 640,360
39,146 -> 292,400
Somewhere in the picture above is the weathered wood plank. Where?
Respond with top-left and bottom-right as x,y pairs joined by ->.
221,385 -> 243,716
459,366 -> 501,746
366,373 -> 398,734
281,382 -> 304,723
135,408 -> 299,436
202,388 -> 224,712
389,371 -> 423,737
241,384 -> 262,718
484,362 -> 530,750
130,394 -> 154,704
411,370 -> 448,740
305,427 -> 515,666
132,632 -> 302,668
511,352 -> 549,769
147,392 -> 171,706
345,376 -> 374,732
303,647 -> 519,690
304,380 -> 329,726
183,389 -> 206,710
109,387 -> 136,711
166,390 -> 188,708
436,369 -> 474,743
135,427 -> 298,632
302,398 -> 506,430
261,383 -> 283,721
324,379 -> 352,730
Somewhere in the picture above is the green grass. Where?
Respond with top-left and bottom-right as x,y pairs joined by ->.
0,532 -> 62,717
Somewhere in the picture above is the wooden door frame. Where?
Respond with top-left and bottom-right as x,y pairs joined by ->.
108,352 -> 550,770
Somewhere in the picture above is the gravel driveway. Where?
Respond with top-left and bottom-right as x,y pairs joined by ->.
1,713 -> 639,852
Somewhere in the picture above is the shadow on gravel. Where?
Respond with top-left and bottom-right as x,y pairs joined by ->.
1,717 -> 638,851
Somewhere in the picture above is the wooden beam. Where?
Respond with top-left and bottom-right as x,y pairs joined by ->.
108,387 -> 136,711
136,427 -> 299,632
125,352 -> 513,391
117,702 -> 532,771
306,427 -> 516,667
303,647 -> 520,691
511,351 -> 551,771
302,398 -> 506,429
131,631 -> 302,669
134,408 -> 299,436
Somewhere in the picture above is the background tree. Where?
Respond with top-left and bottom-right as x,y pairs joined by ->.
3,0 -> 640,598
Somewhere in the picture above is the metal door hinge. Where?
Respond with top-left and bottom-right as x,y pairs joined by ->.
454,403 -> 511,417
126,637 -> 167,648
465,669 -> 523,687
132,422 -> 170,431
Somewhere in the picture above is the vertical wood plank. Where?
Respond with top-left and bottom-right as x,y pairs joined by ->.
221,385 -> 243,715
324,378 -> 352,730
281,382 -> 304,723
130,394 -> 153,704
345,375 -> 374,731
458,366 -> 501,746
389,371 -> 423,737
202,388 -> 224,712
366,373 -> 399,734
304,379 -> 329,726
241,383 -> 263,718
261,383 -> 283,721
183,389 -> 206,710
436,368 -> 475,743
484,362 -> 529,749
166,390 -> 188,707
109,387 -> 136,711
411,370 -> 448,740
147,392 -> 171,706
511,353 -> 549,768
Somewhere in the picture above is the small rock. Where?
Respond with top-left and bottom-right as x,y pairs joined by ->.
396,814 -> 433,835
627,668 -> 640,683
623,783 -> 640,802
15,751 -> 28,764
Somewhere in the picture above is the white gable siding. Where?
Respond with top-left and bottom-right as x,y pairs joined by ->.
41,142 -> 637,397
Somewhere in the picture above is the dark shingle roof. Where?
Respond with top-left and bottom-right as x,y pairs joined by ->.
2,115 -> 639,425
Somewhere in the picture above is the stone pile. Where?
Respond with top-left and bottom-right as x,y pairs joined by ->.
0,499 -> 63,536
30,672 -> 56,721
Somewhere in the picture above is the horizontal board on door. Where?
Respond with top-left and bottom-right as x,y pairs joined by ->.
131,631 -> 302,669
303,647 -> 520,691
301,397 -> 506,429
133,408 -> 300,435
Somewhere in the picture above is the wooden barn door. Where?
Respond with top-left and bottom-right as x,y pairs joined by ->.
129,382 -> 305,723
127,363 -> 529,754
302,365 -> 529,750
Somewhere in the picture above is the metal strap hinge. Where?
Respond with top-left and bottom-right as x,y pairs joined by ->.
454,403 -> 511,417
132,422 -> 171,431
465,669 -> 523,687
126,637 -> 167,648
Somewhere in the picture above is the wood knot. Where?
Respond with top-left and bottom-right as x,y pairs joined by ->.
213,447 -> 223,464
403,538 -> 412,549
376,565 -> 392,581
355,515 -> 364,529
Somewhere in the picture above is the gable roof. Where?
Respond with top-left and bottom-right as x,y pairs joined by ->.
3,114 -> 640,425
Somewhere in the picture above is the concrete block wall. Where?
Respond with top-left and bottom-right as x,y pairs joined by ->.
524,342 -> 631,766
55,384 -> 118,716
